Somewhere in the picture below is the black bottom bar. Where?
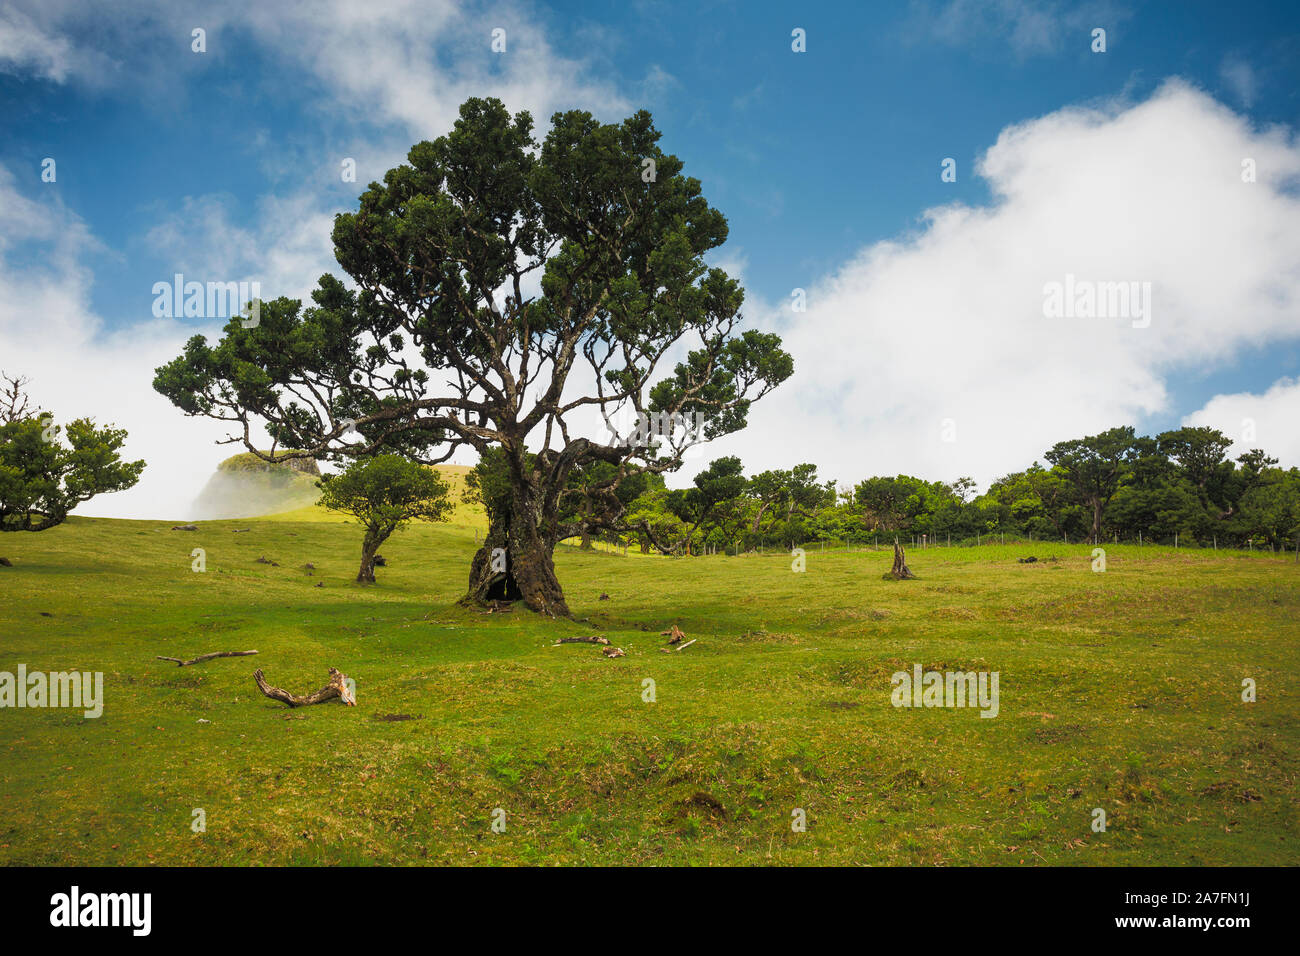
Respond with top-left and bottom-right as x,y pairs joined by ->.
1,865 -> 1275,940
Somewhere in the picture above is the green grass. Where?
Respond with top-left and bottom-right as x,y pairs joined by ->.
0,514 -> 1295,866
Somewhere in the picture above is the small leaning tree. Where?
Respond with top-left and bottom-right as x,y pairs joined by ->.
154,97 -> 792,616
316,455 -> 452,583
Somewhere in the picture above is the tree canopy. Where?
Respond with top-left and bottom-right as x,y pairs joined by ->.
615,425 -> 1300,555
0,416 -> 145,532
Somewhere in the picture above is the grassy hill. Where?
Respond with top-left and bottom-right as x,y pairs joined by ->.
0,511 -> 1295,865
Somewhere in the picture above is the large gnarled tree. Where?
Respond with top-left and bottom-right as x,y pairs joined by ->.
154,97 -> 792,615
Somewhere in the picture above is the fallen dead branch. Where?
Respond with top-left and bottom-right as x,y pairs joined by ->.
660,624 -> 686,645
602,646 -> 626,658
552,635 -> 611,646
660,638 -> 697,653
156,650 -> 258,667
253,667 -> 355,708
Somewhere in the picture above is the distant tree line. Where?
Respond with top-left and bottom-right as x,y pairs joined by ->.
540,425 -> 1300,555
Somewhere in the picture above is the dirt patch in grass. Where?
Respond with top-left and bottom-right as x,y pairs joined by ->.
673,791 -> 728,820
1199,781 -> 1264,803
931,606 -> 978,621
828,659 -> 911,689
734,629 -> 801,644
1030,724 -> 1087,744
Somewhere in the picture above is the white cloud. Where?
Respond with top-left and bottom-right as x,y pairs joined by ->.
0,0 -> 626,136
910,0 -> 1129,58
701,80 -> 1300,489
1219,55 -> 1258,109
0,165 -> 245,520
142,191 -> 339,307
235,0 -> 627,134
0,5 -> 116,84
1184,378 -> 1300,468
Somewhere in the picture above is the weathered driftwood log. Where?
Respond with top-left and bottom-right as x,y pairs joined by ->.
883,538 -> 916,580
552,635 -> 610,646
253,667 -> 355,707
602,646 -> 626,658
157,650 -> 258,667
660,624 -> 687,644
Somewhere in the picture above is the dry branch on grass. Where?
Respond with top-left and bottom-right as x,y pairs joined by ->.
253,667 -> 355,707
551,635 -> 610,646
602,646 -> 626,658
156,650 -> 258,667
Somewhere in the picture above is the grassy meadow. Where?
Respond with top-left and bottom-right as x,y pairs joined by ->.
0,493 -> 1296,866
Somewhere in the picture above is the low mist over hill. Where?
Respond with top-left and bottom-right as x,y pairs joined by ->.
190,452 -> 322,519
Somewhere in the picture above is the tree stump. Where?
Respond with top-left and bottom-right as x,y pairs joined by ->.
883,538 -> 916,580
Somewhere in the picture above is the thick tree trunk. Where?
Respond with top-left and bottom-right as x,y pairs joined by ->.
463,482 -> 570,617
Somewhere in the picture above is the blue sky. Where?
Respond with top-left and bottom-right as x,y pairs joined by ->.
2,0 -> 1299,517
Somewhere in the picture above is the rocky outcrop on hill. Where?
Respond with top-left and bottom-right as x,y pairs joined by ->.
190,451 -> 321,519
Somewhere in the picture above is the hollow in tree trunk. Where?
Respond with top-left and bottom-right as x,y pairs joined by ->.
883,537 -> 916,580
463,484 -> 570,617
